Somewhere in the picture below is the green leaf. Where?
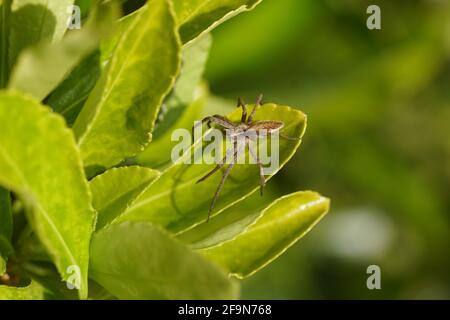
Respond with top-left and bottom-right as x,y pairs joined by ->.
0,91 -> 95,299
89,166 -> 160,231
73,0 -> 181,172
116,103 -> 307,233
0,186 -> 12,274
66,6 -> 140,113
199,191 -> 330,278
148,34 -> 212,143
137,86 -> 207,169
87,280 -> 116,300
99,8 -> 137,65
74,0 -> 92,19
0,281 -> 46,300
44,51 -> 101,125
177,189 -> 276,249
19,261 -> 80,300
165,34 -> 212,109
0,0 -> 12,87
8,0 -> 74,70
173,0 -> 262,43
8,1 -> 119,100
105,0 -> 260,51
90,221 -> 238,300
0,187 -> 12,242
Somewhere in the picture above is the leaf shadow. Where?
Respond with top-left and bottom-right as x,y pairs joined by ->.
9,4 -> 58,69
169,164 -> 190,217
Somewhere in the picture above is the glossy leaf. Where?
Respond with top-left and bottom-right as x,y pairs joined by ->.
117,103 -> 307,233
0,281 -> 45,300
174,0 -> 262,43
177,189 -> 276,249
73,0 -> 181,172
8,0 -> 74,69
199,191 -> 330,278
104,0 -> 261,59
89,166 -> 160,230
0,187 -> 12,274
90,221 -> 238,300
0,91 -> 95,299
8,1 -> 118,100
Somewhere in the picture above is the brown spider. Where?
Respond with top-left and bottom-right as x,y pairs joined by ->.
193,95 -> 300,221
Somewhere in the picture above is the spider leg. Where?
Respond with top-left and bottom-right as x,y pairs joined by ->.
247,94 -> 264,124
209,115 -> 237,129
207,141 -> 238,221
207,162 -> 236,221
246,137 -> 266,196
192,116 -> 210,144
196,139 -> 237,183
237,97 -> 247,123
191,115 -> 236,144
196,163 -> 223,184
279,133 -> 302,141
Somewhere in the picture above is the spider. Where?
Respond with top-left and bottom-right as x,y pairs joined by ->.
193,95 -> 300,221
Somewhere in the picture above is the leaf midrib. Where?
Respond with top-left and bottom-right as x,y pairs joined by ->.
180,0 -> 249,26
238,197 -> 328,235
96,179 -> 153,213
60,91 -> 90,116
77,5 -> 156,146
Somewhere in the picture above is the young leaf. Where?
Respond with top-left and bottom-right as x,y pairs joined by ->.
0,91 -> 96,299
8,0 -> 74,69
73,0 -> 181,172
165,34 -> 212,110
174,0 -> 262,43
116,104 -> 307,233
118,0 -> 262,44
198,191 -> 330,278
0,281 -> 45,300
90,221 -> 238,300
8,1 -> 119,100
98,0 -> 260,68
0,187 -> 12,274
89,166 -> 160,231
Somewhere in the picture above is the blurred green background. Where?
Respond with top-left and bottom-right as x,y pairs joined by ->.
205,0 -> 450,299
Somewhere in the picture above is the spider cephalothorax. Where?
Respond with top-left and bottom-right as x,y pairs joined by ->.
194,95 -> 300,221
